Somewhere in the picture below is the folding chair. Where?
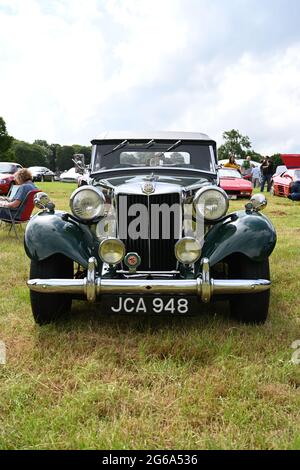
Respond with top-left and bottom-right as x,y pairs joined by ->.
0,189 -> 41,240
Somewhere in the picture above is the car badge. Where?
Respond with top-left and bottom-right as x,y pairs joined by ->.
124,253 -> 142,274
142,182 -> 155,194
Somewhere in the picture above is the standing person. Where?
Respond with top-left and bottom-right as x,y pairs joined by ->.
224,155 -> 241,171
260,157 -> 274,192
241,156 -> 253,177
0,168 -> 37,220
251,165 -> 261,188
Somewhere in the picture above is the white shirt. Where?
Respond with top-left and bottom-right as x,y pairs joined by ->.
252,167 -> 261,179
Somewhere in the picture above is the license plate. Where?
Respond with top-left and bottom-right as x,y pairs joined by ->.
228,195 -> 237,200
101,295 -> 199,315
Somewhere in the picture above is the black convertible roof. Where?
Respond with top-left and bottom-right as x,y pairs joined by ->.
91,131 -> 215,144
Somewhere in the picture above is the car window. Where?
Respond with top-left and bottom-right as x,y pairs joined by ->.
94,143 -> 216,173
120,151 -> 190,167
0,163 -> 15,173
219,169 -> 242,179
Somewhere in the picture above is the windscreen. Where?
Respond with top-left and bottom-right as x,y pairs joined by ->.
0,163 -> 15,174
93,142 -> 216,173
219,169 -> 242,179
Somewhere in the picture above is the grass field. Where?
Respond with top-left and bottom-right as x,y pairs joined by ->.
0,182 -> 299,450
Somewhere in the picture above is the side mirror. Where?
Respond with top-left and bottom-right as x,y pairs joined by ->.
73,154 -> 86,175
245,194 -> 267,212
34,192 -> 55,212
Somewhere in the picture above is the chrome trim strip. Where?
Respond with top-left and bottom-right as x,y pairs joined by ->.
147,194 -> 151,269
201,258 -> 211,303
116,270 -> 180,275
86,257 -> 97,302
28,277 -> 271,300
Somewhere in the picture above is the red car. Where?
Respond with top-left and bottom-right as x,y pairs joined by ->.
272,155 -> 300,197
219,168 -> 253,199
0,162 -> 23,195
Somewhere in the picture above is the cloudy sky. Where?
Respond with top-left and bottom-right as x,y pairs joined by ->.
1,0 -> 300,153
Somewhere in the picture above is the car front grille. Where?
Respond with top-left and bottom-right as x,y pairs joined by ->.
118,193 -> 181,271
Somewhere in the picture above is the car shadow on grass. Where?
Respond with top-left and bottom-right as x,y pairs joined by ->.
36,299 -> 233,334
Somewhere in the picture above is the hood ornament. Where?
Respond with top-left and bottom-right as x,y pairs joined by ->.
142,181 -> 155,194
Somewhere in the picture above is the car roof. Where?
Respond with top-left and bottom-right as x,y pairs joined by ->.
91,131 -> 214,144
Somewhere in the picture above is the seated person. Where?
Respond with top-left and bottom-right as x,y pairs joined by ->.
288,180 -> 300,201
0,168 -> 37,220
224,155 -> 241,172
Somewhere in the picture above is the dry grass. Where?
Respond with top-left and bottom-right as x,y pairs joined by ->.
0,182 -> 299,449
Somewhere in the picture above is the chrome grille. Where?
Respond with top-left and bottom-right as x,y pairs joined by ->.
118,193 -> 181,271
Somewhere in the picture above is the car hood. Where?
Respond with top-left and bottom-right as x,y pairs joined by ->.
93,171 -> 217,195
281,154 -> 300,169
0,173 -> 14,179
220,177 -> 252,190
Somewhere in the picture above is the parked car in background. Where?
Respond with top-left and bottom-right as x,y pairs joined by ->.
59,167 -> 78,183
219,168 -> 253,199
218,159 -> 260,181
274,165 -> 287,176
26,131 -> 276,326
272,155 -> 300,197
28,166 -> 55,182
0,162 -> 23,195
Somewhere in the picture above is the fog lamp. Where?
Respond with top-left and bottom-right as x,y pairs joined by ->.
175,237 -> 202,265
99,238 -> 125,265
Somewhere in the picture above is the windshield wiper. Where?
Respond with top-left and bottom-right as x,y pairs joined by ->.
165,140 -> 182,152
146,139 -> 156,148
155,140 -> 182,159
103,140 -> 128,157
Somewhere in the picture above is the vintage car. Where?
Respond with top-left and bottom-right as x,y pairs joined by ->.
25,132 -> 277,325
59,167 -> 79,183
219,168 -> 253,199
272,154 -> 300,197
0,162 -> 23,195
28,166 -> 55,182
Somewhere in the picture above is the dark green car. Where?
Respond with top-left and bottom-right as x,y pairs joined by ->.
25,132 -> 276,325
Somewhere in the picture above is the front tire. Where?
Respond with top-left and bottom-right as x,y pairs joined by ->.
30,254 -> 73,325
228,256 -> 270,324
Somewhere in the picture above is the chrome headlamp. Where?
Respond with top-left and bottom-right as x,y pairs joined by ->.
194,187 -> 228,221
70,186 -> 105,221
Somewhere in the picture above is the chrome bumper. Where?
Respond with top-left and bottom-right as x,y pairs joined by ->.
27,257 -> 271,304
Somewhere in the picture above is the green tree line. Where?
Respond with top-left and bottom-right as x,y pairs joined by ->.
0,117 -> 91,171
0,118 -> 284,171
218,129 -> 283,167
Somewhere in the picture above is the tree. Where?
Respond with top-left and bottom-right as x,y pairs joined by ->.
14,141 -> 47,167
0,117 -> 13,157
218,129 -> 252,161
33,140 -> 53,167
56,145 -> 75,171
245,150 -> 263,163
72,145 -> 92,165
270,153 -> 283,168
49,144 -> 61,171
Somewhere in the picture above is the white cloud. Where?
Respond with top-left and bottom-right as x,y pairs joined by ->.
0,0 -> 300,153
168,45 -> 300,153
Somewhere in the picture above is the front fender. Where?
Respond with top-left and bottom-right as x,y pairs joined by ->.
202,210 -> 277,266
24,211 -> 100,268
